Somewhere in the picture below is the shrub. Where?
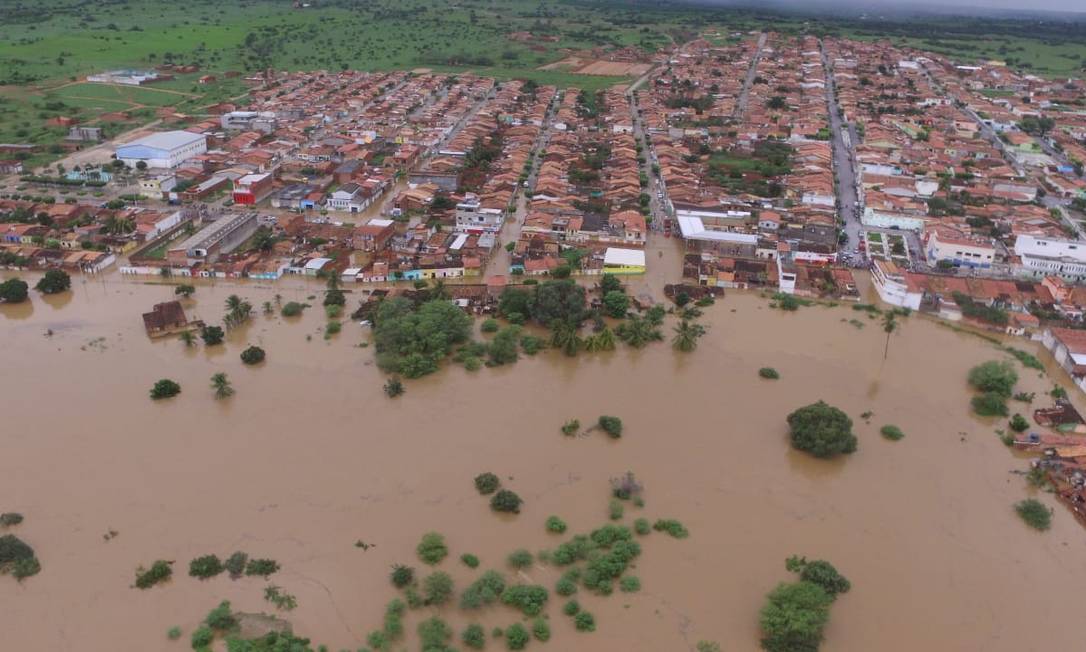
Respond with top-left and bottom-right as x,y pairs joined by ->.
597,415 -> 623,438
759,581 -> 831,652
474,472 -> 500,495
462,623 -> 486,649
501,584 -> 549,616
634,518 -> 651,535
325,304 -> 342,319
653,519 -> 689,539
619,575 -> 641,592
423,571 -> 454,605
608,499 -> 624,521
224,551 -> 247,579
759,367 -> 780,379
532,617 -> 550,642
563,599 -> 581,615
505,623 -> 530,650
417,532 -> 448,565
149,379 -> 181,400
968,361 -> 1018,397
0,513 -> 24,527
167,626 -> 182,640
508,549 -> 534,569
880,424 -> 905,441
461,553 -> 480,568
324,320 -> 341,338
417,617 -> 453,649
574,611 -> 596,632
972,392 -> 1009,417
281,302 -> 306,317
1009,414 -> 1029,433
460,570 -> 506,609
555,576 -> 577,596
491,490 -> 523,514
697,642 -> 721,652
0,535 -> 32,564
205,600 -> 237,631
245,558 -> 279,577
188,554 -> 223,579
1015,498 -> 1052,531
191,626 -> 213,649
134,560 -> 173,589
560,419 -> 580,436
520,334 -> 544,354
481,318 -> 500,333
240,346 -> 266,365
545,516 -> 567,534
786,401 -> 857,458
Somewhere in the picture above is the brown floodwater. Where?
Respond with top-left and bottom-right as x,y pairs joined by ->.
1,266 -> 1084,652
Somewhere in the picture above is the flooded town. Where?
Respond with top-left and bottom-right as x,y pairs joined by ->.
3,2 -> 1086,651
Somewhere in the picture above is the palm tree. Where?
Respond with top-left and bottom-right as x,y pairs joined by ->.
549,319 -> 582,357
103,215 -> 135,235
210,373 -> 234,399
224,295 -> 252,328
881,312 -> 897,359
430,279 -> 449,300
179,330 -> 196,347
672,319 -> 706,352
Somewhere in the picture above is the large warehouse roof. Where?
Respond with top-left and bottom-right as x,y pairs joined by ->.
118,130 -> 204,153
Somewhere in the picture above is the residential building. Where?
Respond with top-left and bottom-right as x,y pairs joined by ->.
232,173 -> 275,205
1015,234 -> 1086,281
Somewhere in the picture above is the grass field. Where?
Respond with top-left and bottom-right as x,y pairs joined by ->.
0,0 -> 1082,171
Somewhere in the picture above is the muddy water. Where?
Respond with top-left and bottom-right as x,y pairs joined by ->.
1,271 -> 1084,652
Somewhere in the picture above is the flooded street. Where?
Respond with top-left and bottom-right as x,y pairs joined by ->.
2,270 -> 1084,651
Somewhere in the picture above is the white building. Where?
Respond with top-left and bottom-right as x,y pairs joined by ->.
862,207 -> 926,231
925,228 -> 996,269
455,194 -> 504,234
1015,234 -> 1086,281
871,259 -> 922,310
116,131 -> 207,169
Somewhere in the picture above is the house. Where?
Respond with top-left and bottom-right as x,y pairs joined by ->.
232,173 -> 275,205
139,174 -> 177,198
1042,327 -> 1086,393
327,183 -> 371,213
353,218 -> 396,252
0,160 -> 24,175
141,301 -> 193,337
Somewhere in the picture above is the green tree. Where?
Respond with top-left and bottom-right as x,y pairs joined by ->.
0,278 -> 29,303
498,287 -> 532,320
416,532 -> 448,565
672,319 -> 706,352
174,284 -> 196,298
603,290 -> 630,318
35,269 -> 71,294
615,314 -> 662,348
491,490 -> 523,514
600,273 -> 622,294
210,373 -> 234,399
968,361 -> 1018,396
759,581 -> 832,652
549,318 -> 583,356
374,297 -> 472,378
785,556 -> 851,598
786,401 -> 857,458
423,571 -> 454,605
531,279 -> 586,326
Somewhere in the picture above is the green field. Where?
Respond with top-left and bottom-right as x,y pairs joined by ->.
0,0 -> 1082,171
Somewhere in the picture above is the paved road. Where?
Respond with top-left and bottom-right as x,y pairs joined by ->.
820,40 -> 862,252
735,32 -> 768,118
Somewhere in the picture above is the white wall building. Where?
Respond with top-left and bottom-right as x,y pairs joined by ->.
1015,234 -> 1086,281
116,131 -> 207,169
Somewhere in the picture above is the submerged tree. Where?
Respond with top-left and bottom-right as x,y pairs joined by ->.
881,312 -> 897,359
210,373 -> 234,400
672,319 -> 706,352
